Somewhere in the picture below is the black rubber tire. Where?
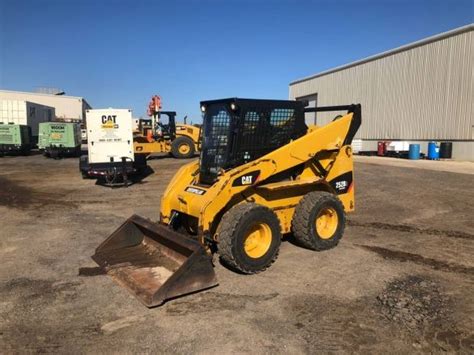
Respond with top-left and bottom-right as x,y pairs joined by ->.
74,146 -> 82,157
171,136 -> 195,159
50,150 -> 60,159
79,155 -> 90,179
292,191 -> 346,251
217,203 -> 281,274
134,154 -> 147,173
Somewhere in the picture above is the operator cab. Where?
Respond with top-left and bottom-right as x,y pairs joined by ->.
198,98 -> 308,185
138,111 -> 177,140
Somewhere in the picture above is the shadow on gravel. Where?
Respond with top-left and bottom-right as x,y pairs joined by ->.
92,165 -> 155,188
357,244 -> 474,275
348,220 -> 474,240
0,176 -> 76,210
78,267 -> 107,277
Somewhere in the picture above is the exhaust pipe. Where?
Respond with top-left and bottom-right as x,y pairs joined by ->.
92,214 -> 217,307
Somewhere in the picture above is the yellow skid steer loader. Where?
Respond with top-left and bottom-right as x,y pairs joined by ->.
93,98 -> 361,307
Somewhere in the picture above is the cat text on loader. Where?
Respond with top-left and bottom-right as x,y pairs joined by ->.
93,98 -> 361,307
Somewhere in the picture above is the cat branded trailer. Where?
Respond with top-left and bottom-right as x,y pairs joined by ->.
79,109 -> 146,186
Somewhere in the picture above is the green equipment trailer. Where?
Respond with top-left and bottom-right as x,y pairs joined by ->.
0,123 -> 32,156
38,122 -> 82,158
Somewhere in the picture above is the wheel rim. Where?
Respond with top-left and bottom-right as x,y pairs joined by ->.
178,143 -> 190,155
244,222 -> 272,258
315,207 -> 338,239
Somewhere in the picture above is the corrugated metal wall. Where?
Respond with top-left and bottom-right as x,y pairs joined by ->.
289,27 -> 473,141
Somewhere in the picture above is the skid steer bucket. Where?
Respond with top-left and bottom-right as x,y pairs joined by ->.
92,214 -> 217,307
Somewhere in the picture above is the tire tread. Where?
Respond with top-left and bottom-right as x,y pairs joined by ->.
292,191 -> 345,251
171,136 -> 195,159
218,203 -> 280,274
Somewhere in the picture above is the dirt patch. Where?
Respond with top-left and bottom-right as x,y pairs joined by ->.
165,291 -> 279,315
0,277 -> 101,352
0,177 -> 37,208
1,321 -> 102,353
349,220 -> 474,240
100,316 -> 145,335
78,267 -> 107,277
0,176 -> 76,210
280,294 -> 380,353
376,275 -> 473,352
275,277 -> 471,353
2,157 -> 474,353
0,278 -> 82,302
377,275 -> 448,329
358,245 -> 474,275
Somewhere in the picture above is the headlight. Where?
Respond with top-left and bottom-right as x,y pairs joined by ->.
230,103 -> 238,111
200,105 -> 206,112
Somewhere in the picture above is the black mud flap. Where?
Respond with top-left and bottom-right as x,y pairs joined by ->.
92,215 -> 218,307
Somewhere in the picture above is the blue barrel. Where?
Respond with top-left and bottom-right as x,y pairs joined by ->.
427,141 -> 439,160
408,144 -> 420,160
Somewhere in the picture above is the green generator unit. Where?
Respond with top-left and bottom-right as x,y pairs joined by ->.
38,122 -> 82,158
0,123 -> 32,156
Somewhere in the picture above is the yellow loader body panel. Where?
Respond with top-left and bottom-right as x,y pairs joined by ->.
160,112 -> 356,236
134,124 -> 200,155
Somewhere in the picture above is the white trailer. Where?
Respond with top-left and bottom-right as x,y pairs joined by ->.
0,100 -> 55,142
86,108 -> 134,164
79,108 -> 146,186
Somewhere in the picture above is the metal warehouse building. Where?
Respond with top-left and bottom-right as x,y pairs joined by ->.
289,24 -> 473,160
0,89 -> 92,122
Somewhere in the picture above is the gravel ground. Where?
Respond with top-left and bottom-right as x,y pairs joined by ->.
0,153 -> 473,353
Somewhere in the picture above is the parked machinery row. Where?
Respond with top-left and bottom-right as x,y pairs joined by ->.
1,94 -> 199,187
79,95 -> 200,186
0,121 -> 82,157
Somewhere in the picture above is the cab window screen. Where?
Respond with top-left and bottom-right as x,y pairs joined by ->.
235,107 -> 298,165
199,105 -> 231,184
198,99 -> 307,185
